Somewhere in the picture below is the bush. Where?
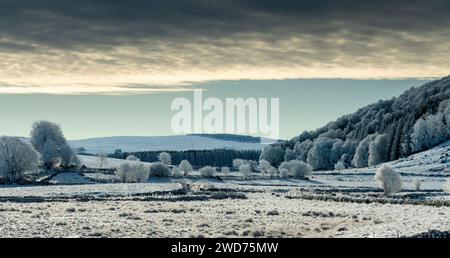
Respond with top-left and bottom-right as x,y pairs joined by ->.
232,159 -> 246,169
279,168 -> 289,179
149,162 -> 172,177
199,166 -> 216,177
221,167 -> 230,174
278,160 -> 312,178
374,165 -> 402,196
268,167 -> 278,178
116,163 -> 149,183
0,136 -> 39,183
257,159 -> 271,175
444,179 -> 450,194
334,161 -> 346,172
172,166 -> 183,177
239,164 -> 252,180
126,155 -> 140,161
413,178 -> 422,191
289,160 -> 313,178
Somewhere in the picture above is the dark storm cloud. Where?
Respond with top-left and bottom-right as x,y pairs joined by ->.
1,0 -> 450,94
1,0 -> 450,49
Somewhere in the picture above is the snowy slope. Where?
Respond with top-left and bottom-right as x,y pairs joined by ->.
69,135 -> 267,154
78,155 -> 152,169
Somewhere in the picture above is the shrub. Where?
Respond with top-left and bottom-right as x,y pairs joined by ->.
268,167 -> 278,178
126,155 -> 140,161
149,162 -> 172,177
221,167 -> 230,174
278,160 -> 312,179
199,166 -> 216,177
232,159 -> 245,169
374,164 -> 402,196
289,160 -> 313,178
444,179 -> 450,194
172,166 -> 183,177
257,159 -> 271,175
115,163 -> 149,183
413,178 -> 422,191
279,168 -> 289,179
334,161 -> 346,172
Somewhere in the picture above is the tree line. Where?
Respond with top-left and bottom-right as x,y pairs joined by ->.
110,149 -> 261,168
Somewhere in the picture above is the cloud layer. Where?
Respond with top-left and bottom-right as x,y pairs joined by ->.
1,0 -> 450,94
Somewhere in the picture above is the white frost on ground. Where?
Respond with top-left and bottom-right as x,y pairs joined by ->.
0,140 -> 449,238
78,155 -> 152,169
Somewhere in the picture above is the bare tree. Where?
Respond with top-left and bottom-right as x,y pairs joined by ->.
97,153 -> 108,168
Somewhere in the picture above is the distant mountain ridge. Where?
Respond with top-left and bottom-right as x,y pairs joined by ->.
68,134 -> 267,154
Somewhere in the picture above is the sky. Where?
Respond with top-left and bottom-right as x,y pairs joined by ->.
0,1 -> 448,139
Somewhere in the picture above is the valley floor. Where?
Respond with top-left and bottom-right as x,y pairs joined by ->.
0,175 -> 449,238
0,190 -> 449,238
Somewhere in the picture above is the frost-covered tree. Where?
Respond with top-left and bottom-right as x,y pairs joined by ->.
352,134 -> 377,168
334,161 -> 346,172
411,113 -> 448,153
259,146 -> 285,167
179,160 -> 193,176
444,179 -> 450,194
413,178 -> 422,191
60,144 -> 80,168
199,166 -> 216,178
279,168 -> 289,179
232,159 -> 245,169
374,165 -> 402,196
268,167 -> 278,178
278,161 -> 292,172
306,137 -> 338,170
0,136 -> 38,182
221,166 -> 230,174
126,155 -> 140,161
239,164 -> 252,180
41,140 -> 60,168
30,120 -> 67,168
172,166 -> 182,177
368,134 -> 389,166
288,160 -> 312,179
158,152 -> 172,165
116,163 -> 149,183
97,153 -> 108,168
257,159 -> 271,175
284,148 -> 296,162
149,162 -> 171,177
293,139 -> 314,162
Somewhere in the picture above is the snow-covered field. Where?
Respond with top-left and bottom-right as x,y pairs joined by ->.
0,142 -> 449,238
